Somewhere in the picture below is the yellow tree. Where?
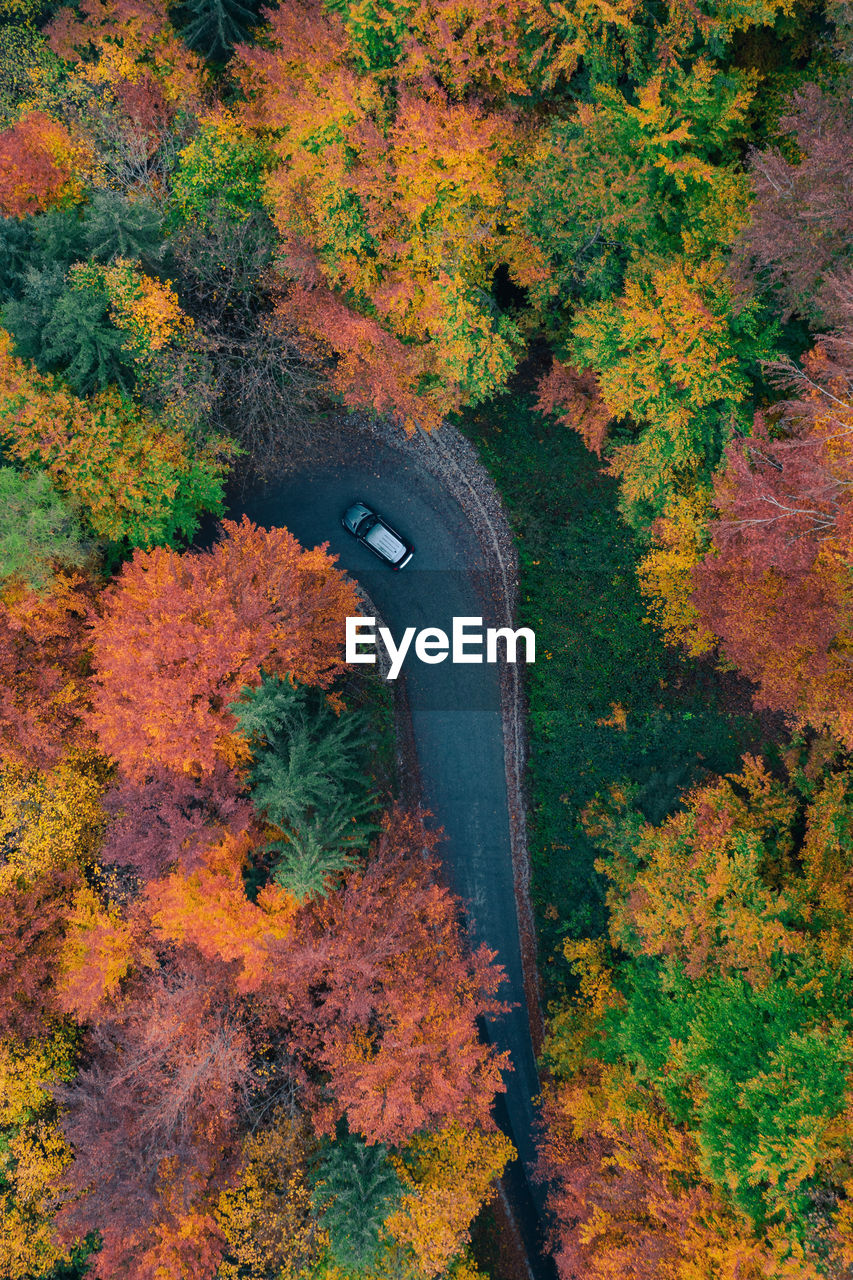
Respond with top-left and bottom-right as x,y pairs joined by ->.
0,1029 -> 80,1280
0,751 -> 107,892
216,1109 -> 325,1280
385,1123 -> 515,1277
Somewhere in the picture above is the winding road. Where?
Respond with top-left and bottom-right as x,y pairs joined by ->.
235,427 -> 555,1279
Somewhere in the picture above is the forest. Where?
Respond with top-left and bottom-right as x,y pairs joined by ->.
0,0 -> 852,1274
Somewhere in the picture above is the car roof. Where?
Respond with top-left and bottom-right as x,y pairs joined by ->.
363,519 -> 405,560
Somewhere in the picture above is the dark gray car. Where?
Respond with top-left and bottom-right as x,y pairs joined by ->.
342,501 -> 415,570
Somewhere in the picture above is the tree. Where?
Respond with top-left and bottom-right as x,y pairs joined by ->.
47,0 -> 206,114
569,257 -> 773,526
635,486 -> 716,657
535,358 -> 611,457
692,338 -> 853,745
0,1027 -> 81,1280
0,573 -> 94,770
170,111 -> 272,227
313,1134 -> 402,1272
517,61 -> 754,318
4,256 -> 196,397
236,1 -> 526,428
734,84 -> 853,329
234,676 -> 378,901
82,189 -> 164,266
276,809 -> 510,1145
0,468 -> 89,590
173,0 -> 260,60
57,884 -> 142,1021
0,752 -> 107,892
88,517 -> 358,778
538,754 -> 853,1268
55,959 -> 250,1280
0,112 -> 88,218
3,264 -> 137,394
101,764 -> 253,882
144,830 -> 297,994
215,1109 -> 324,1280
536,1067 -> 809,1280
0,329 -> 229,548
386,1123 -> 515,1277
0,869 -> 80,1039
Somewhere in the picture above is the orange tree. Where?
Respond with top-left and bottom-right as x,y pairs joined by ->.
234,0 -> 535,431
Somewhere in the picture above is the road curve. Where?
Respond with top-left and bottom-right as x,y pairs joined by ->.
234,428 -> 554,1278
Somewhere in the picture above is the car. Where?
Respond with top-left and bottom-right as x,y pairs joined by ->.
342,501 -> 415,570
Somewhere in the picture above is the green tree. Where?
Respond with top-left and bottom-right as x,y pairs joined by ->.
170,112 -> 273,229
2,265 -> 134,395
0,468 -> 89,589
519,60 -> 754,319
0,217 -> 33,302
174,0 -> 261,62
313,1135 -> 402,1272
83,190 -> 164,266
233,677 -> 379,900
568,257 -> 775,527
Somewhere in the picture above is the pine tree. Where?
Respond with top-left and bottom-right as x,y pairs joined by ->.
83,190 -> 164,266
234,677 -> 379,898
3,265 -> 134,394
313,1135 -> 402,1272
174,0 -> 261,62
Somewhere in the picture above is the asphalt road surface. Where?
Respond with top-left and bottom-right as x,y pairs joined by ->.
236,430 -> 555,1278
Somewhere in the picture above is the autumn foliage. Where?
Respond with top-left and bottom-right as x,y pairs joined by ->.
0,112 -> 88,217
540,751 -> 853,1277
4,0 -> 852,1273
47,808 -> 509,1277
271,809 -> 510,1145
686,337 -> 853,745
0,330 -> 228,548
88,516 -> 358,778
0,574 -> 94,769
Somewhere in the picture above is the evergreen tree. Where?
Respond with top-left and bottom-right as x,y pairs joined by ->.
0,467 -> 90,589
30,207 -> 89,274
234,677 -> 379,899
173,0 -> 261,62
3,265 -> 134,394
268,813 -> 362,903
313,1135 -> 402,1272
234,673 -> 374,825
83,190 -> 164,266
0,216 -> 33,303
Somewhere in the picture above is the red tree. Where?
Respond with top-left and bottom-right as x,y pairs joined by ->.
274,809 -> 510,1144
0,573 -> 94,769
734,83 -> 853,327
0,111 -> 82,217
0,869 -> 80,1038
693,338 -> 853,744
88,517 -> 358,779
535,357 -> 611,457
101,764 -> 254,881
55,957 -> 250,1280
